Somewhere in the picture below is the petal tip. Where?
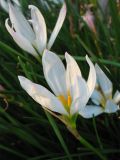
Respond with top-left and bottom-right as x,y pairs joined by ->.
65,52 -> 69,57
95,63 -> 99,69
42,49 -> 51,63
62,2 -> 67,14
28,4 -> 35,10
85,55 -> 89,60
18,75 -> 25,83
5,18 -> 9,26
43,49 -> 49,57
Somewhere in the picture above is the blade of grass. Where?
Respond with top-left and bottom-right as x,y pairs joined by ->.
0,41 -> 34,64
0,144 -> 28,159
59,55 -> 120,68
45,111 -> 73,160
92,116 -> 103,150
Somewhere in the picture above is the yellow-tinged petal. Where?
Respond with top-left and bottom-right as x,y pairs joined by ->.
58,95 -> 67,107
58,91 -> 72,113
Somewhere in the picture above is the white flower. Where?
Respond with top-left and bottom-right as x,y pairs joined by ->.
52,0 -> 64,4
98,0 -> 108,13
81,64 -> 120,118
18,50 -> 96,117
0,0 -> 20,12
5,2 -> 66,57
82,10 -> 96,34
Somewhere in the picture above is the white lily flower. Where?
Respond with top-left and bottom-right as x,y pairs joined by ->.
0,0 -> 20,12
82,64 -> 120,118
82,9 -> 96,34
5,2 -> 66,57
18,50 -> 96,117
52,0 -> 64,4
98,0 -> 108,13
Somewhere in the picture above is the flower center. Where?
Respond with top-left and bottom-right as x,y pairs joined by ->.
58,92 -> 72,112
96,86 -> 112,109
100,98 -> 106,108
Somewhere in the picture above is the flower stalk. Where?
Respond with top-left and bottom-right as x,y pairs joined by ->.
45,108 -> 107,160
44,108 -> 107,160
66,124 -> 107,160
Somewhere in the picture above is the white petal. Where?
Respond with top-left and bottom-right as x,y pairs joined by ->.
5,19 -> 38,57
95,64 -> 113,99
86,55 -> 96,97
13,0 -> 20,6
42,50 -> 67,97
65,52 -> 81,92
52,0 -> 64,4
70,77 -> 89,114
104,100 -> 119,113
18,76 -> 68,115
9,2 -> 35,42
113,90 -> 120,104
95,80 -> 99,88
47,3 -> 66,49
83,10 -> 96,33
91,89 -> 102,105
29,5 -> 47,54
98,0 -> 108,13
0,0 -> 8,12
79,105 -> 103,118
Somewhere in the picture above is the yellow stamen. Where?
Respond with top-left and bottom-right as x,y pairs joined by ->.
58,95 -> 67,107
97,86 -> 107,108
58,92 -> 72,113
68,95 -> 72,107
101,98 -> 106,108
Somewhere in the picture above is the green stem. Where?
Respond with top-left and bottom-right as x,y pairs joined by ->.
67,125 -> 107,160
93,33 -> 102,57
93,116 -> 103,150
94,38 -> 102,56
